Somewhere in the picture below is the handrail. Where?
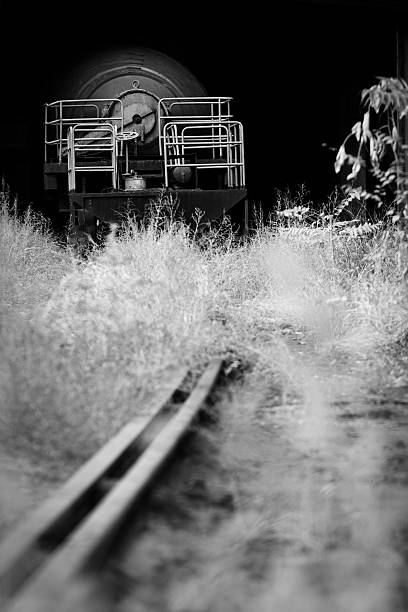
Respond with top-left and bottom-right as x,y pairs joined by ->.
45,98 -> 125,108
45,95 -> 245,192
161,116 -> 245,188
44,99 -> 124,163
67,122 -> 118,192
158,96 -> 233,156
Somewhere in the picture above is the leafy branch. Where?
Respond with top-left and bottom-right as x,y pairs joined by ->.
335,77 -> 408,225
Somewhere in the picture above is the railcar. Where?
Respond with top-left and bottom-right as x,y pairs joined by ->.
43,47 -> 247,240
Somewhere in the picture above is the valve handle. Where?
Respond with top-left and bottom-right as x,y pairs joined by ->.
116,131 -> 139,141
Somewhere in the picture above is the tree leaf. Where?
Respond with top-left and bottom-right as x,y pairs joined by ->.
362,111 -> 371,140
351,121 -> 362,141
334,145 -> 346,174
346,160 -> 361,180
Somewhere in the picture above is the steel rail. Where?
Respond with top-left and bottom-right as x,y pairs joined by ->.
0,359 -> 223,612
0,366 -> 188,604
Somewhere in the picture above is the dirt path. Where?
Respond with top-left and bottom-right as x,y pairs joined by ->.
1,327 -> 407,611
85,329 -> 408,612
247,338 -> 408,612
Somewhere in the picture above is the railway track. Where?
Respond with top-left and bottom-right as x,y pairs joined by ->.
0,359 -> 224,612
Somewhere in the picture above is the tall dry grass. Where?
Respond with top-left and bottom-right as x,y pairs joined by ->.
127,191 -> 408,612
1,185 -> 408,580
0,189 -> 71,318
2,187 -> 408,462
0,194 -> 253,473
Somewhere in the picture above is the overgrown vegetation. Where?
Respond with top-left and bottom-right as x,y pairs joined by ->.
336,76 -> 408,225
0,187 -> 72,318
1,182 -> 408,608
1,186 -> 407,468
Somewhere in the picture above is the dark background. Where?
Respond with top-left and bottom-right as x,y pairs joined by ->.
0,0 -> 407,218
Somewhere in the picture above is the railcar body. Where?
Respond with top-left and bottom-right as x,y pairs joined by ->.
43,47 -> 247,238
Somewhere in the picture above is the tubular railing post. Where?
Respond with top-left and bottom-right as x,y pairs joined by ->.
114,124 -> 118,188
59,101 -> 62,163
218,98 -> 222,158
164,128 -> 169,187
158,100 -> 163,155
44,105 -> 47,163
240,123 -> 245,186
67,126 -> 75,192
233,125 -> 238,187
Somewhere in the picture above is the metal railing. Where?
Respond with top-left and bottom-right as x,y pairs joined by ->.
158,97 -> 245,188
45,95 -> 245,191
158,97 -> 233,154
44,99 -> 124,163
67,123 -> 118,192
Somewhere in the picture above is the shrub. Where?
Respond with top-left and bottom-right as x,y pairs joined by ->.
335,76 -> 408,226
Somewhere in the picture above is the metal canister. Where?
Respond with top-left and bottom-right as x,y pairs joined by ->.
123,173 -> 146,190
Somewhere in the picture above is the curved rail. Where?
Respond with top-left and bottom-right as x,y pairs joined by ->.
0,359 -> 223,612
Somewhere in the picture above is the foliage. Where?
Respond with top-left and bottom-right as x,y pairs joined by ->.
263,185 -> 382,242
0,186 -> 72,317
2,187 -> 408,540
335,77 -> 408,225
